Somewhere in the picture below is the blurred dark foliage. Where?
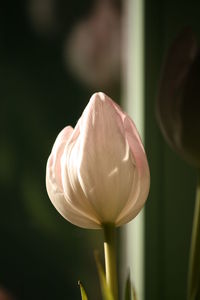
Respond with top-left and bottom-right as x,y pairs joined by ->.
0,1 -> 115,299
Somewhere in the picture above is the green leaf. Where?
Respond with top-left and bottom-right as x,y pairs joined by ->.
125,273 -> 132,300
124,273 -> 137,300
78,281 -> 88,300
94,251 -> 114,300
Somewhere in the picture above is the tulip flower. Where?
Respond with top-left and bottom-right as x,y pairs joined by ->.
46,92 -> 150,230
66,0 -> 122,89
46,92 -> 150,299
156,28 -> 200,167
156,29 -> 200,300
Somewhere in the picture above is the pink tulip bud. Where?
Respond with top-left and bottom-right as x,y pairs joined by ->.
46,92 -> 150,229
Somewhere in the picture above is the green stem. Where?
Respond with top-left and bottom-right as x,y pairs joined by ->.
188,171 -> 200,300
103,223 -> 118,300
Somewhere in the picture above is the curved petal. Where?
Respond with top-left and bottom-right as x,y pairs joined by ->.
46,126 -> 73,193
116,116 -> 150,225
61,135 -> 102,227
46,126 -> 101,229
46,175 -> 101,229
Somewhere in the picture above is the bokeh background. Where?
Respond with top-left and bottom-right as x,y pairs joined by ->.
1,0 -> 200,300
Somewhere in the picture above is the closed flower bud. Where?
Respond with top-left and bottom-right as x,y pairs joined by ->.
46,92 -> 150,229
156,29 -> 200,167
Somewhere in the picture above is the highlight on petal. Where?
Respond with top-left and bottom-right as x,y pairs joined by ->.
46,126 -> 73,193
46,126 -> 101,229
45,92 -> 150,229
116,116 -> 150,226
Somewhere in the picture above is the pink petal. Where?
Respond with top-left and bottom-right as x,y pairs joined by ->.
46,126 -> 101,228
116,116 -> 150,225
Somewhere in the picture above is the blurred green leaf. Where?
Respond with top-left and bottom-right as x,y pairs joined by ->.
125,273 -> 137,300
94,251 -> 114,300
125,273 -> 132,300
78,281 -> 88,300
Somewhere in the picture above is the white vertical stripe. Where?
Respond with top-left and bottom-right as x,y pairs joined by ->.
122,0 -> 145,299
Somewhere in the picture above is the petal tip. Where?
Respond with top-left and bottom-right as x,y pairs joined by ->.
90,91 -> 108,103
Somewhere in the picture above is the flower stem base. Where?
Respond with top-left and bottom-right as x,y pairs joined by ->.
103,223 -> 118,300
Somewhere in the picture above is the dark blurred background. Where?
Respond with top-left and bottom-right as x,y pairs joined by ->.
145,1 -> 200,300
1,0 -> 200,300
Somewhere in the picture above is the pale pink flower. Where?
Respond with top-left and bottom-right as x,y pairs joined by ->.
46,92 -> 150,229
65,0 -> 121,89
